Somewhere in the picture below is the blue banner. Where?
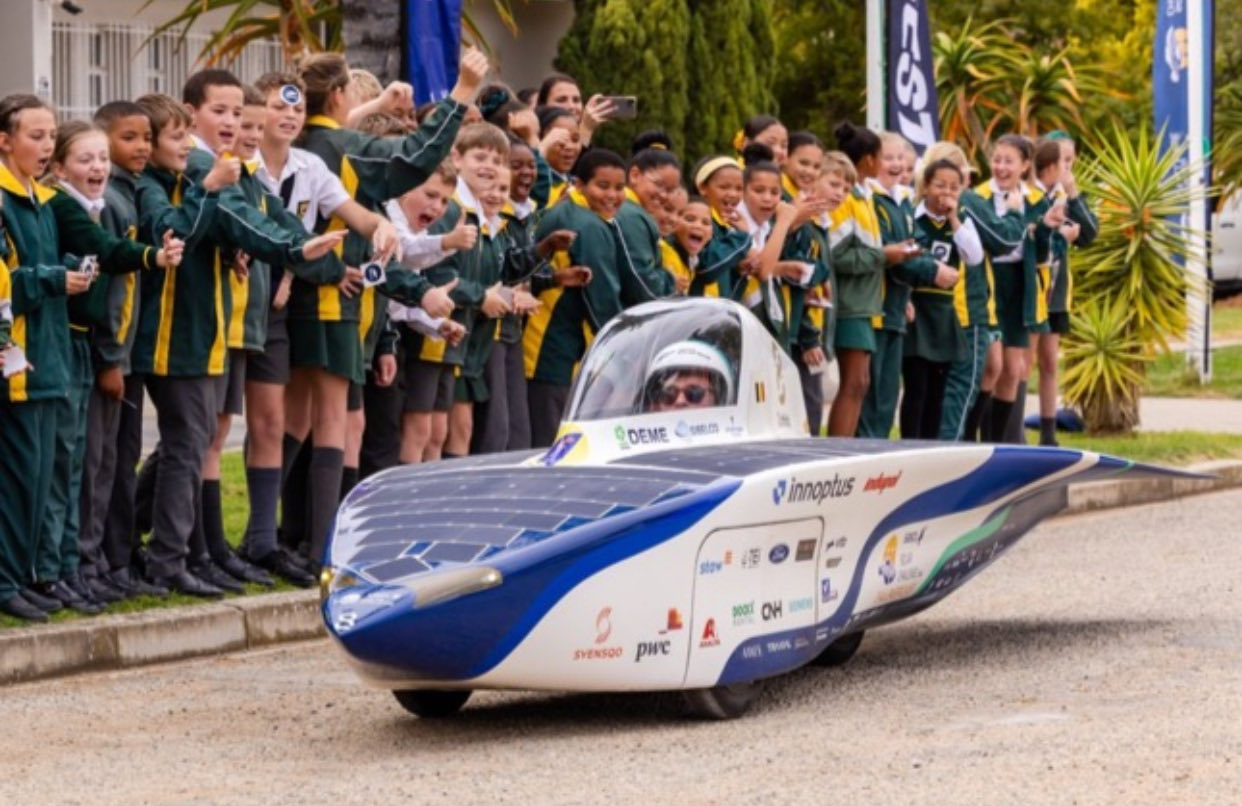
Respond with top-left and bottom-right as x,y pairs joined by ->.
406,0 -> 463,105
885,0 -> 940,155
1153,0 -> 1189,162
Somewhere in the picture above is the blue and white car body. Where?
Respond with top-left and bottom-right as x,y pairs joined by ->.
322,298 -> 1187,717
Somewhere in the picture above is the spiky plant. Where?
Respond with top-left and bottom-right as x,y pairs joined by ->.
1061,125 -> 1208,433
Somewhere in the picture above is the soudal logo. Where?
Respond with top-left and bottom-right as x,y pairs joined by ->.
699,618 -> 721,648
634,640 -> 671,662
863,471 -> 902,494
761,600 -> 783,621
773,473 -> 856,506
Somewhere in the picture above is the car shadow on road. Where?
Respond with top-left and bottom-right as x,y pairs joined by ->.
367,614 -> 1174,743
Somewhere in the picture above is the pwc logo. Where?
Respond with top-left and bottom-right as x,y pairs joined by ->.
635,640 -> 672,662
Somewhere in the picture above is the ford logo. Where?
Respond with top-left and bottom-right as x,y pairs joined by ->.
769,543 -> 790,564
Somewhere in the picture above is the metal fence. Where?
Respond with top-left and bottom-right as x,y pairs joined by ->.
52,21 -> 285,120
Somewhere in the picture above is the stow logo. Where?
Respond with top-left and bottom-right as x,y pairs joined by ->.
772,473 -> 856,506
878,535 -> 899,585
769,543 -> 790,564
699,550 -> 732,575
821,577 -> 839,604
675,420 -> 720,438
659,608 -> 684,634
635,640 -> 672,662
788,597 -> 814,613
573,606 -> 623,661
615,425 -> 669,449
732,601 -> 755,626
795,538 -> 816,562
863,471 -> 902,494
761,600 -> 783,621
699,618 -> 721,648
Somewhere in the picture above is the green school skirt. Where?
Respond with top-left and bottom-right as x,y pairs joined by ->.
991,259 -> 1030,349
288,319 -> 364,385
834,317 -> 877,353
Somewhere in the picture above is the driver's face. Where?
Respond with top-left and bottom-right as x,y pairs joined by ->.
651,370 -> 718,412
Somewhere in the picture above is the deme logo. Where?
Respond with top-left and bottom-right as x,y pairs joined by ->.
616,425 -> 671,449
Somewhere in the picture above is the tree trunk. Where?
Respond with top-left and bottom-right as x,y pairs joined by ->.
341,0 -> 403,83
1082,382 -> 1141,435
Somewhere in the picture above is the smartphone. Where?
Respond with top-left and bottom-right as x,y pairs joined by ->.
602,95 -> 638,121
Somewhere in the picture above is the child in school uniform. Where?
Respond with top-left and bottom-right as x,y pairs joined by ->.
1033,132 -> 1097,446
691,156 -> 752,299
733,143 -> 801,346
0,94 -> 94,622
660,194 -> 712,294
46,119 -> 184,608
858,131 -> 945,439
901,159 -> 980,439
523,149 -> 631,447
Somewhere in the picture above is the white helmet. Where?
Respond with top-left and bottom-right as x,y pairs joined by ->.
642,340 -> 734,410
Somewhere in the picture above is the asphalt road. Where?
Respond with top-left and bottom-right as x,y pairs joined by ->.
3,490 -> 1241,805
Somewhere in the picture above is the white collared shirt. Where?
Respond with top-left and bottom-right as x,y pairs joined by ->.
253,147 -> 352,234
990,178 -> 1026,263
915,201 -> 985,267
57,181 -> 107,222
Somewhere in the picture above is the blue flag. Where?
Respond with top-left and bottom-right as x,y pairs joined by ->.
406,0 -> 464,105
1153,1 -> 1190,164
885,0 -> 939,155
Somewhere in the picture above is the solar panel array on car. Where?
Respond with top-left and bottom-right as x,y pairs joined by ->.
609,437 -> 947,476
335,463 -> 724,583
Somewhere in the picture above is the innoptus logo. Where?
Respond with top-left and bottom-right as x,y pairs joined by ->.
773,474 -> 855,506
771,479 -> 788,504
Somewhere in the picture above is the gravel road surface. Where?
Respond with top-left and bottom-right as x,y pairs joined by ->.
3,490 -> 1240,806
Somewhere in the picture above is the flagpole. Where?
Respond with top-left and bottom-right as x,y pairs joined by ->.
866,0 -> 884,131
1186,0 -> 1211,381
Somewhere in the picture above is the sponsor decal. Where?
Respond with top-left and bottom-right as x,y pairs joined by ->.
699,618 -> 721,648
794,635 -> 810,650
573,607 -> 624,661
863,471 -> 902,494
743,644 -> 763,659
788,596 -> 814,613
659,607 -> 683,633
902,527 -> 926,545
769,543 -> 790,564
766,638 -> 793,653
824,537 -> 846,569
821,577 -> 839,604
699,557 -> 728,575
675,420 -> 721,438
741,547 -> 762,569
795,538 -> 816,562
878,535 -> 898,585
614,424 -> 670,449
635,640 -> 672,662
825,557 -> 843,569
761,600 -> 783,621
754,382 -> 767,403
541,431 -> 583,466
724,550 -> 733,565
732,601 -> 755,626
772,473 -> 856,506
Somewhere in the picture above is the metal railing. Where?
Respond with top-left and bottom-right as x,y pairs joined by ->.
52,21 -> 284,120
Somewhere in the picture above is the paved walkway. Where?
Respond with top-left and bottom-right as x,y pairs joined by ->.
1023,395 -> 1242,434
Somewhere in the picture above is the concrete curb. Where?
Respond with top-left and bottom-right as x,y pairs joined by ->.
4,460 -> 1241,687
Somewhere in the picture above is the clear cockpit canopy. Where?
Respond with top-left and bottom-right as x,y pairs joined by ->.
566,302 -> 743,421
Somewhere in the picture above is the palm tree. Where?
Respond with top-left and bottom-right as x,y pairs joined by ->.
932,17 -> 1013,167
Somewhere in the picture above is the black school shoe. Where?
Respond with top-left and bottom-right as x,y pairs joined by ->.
38,580 -> 105,615
68,572 -> 122,605
189,560 -> 246,594
108,566 -> 169,598
215,551 -> 275,588
20,586 -> 64,614
249,547 -> 316,588
150,570 -> 224,599
0,593 -> 49,623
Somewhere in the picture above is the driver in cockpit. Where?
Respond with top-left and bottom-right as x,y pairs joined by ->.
642,341 -> 734,413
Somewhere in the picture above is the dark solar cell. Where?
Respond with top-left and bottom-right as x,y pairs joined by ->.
365,556 -> 431,582
421,542 -> 488,563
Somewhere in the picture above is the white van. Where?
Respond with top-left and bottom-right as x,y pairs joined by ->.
1213,193 -> 1242,297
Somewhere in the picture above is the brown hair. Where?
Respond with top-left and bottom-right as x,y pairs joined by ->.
93,100 -> 148,133
51,119 -> 106,170
254,72 -> 306,97
453,122 -> 510,158
242,85 -> 265,108
182,68 -> 243,108
0,93 -> 55,136
135,93 -> 191,139
431,158 -> 458,186
296,53 -> 350,118
1033,137 -> 1063,176
917,141 -> 971,197
349,68 -> 383,104
355,113 -> 409,138
820,150 -> 857,185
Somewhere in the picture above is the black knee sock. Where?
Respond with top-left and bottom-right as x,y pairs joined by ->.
989,397 -> 1015,443
188,483 -> 209,566
969,392 -> 993,443
1039,416 -> 1058,446
244,467 -> 281,560
202,479 -> 230,563
280,434 -> 310,552
133,447 -> 160,536
307,447 -> 344,568
339,465 -> 359,502
1006,381 -> 1028,444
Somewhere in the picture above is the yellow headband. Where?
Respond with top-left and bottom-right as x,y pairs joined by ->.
695,156 -> 742,190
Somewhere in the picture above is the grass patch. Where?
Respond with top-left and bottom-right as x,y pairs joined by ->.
1212,296 -> 1242,341
1,452 -> 289,630
1057,430 -> 1242,465
1141,344 -> 1242,399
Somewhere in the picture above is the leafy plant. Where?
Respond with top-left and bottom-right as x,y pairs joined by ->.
1061,125 -> 1208,434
